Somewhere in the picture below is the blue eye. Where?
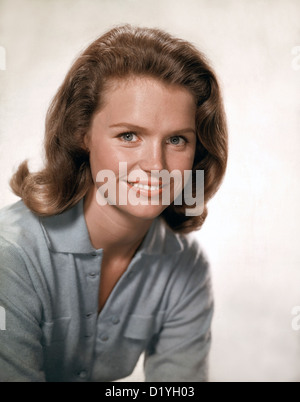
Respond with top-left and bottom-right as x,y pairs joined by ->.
120,132 -> 137,142
168,136 -> 186,145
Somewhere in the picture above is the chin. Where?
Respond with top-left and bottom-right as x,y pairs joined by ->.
119,204 -> 168,221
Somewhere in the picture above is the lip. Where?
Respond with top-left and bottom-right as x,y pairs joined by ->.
127,181 -> 163,197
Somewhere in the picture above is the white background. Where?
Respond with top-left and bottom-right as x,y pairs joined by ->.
0,0 -> 299,382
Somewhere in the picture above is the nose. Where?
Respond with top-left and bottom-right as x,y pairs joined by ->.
139,141 -> 165,172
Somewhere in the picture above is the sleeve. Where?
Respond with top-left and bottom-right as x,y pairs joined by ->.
144,242 -> 214,382
0,238 -> 46,382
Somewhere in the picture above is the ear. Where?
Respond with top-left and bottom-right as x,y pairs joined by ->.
82,132 -> 90,152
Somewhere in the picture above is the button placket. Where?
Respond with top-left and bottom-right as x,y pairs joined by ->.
84,254 -> 100,335
100,334 -> 109,342
111,316 -> 120,325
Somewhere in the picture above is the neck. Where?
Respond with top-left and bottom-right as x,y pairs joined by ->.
83,186 -> 153,258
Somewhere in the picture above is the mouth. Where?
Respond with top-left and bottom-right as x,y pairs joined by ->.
127,180 -> 164,196
128,182 -> 161,191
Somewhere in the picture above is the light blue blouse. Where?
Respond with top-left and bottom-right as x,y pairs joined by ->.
0,199 -> 213,382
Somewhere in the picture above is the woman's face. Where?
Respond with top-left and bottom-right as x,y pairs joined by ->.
85,76 -> 197,221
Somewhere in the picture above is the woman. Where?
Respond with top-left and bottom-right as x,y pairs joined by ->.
0,25 -> 227,382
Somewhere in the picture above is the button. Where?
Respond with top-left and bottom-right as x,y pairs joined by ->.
88,272 -> 97,278
101,334 -> 109,342
85,312 -> 93,318
78,370 -> 87,379
111,316 -> 120,325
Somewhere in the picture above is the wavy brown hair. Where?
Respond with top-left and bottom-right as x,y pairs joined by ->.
10,24 -> 228,233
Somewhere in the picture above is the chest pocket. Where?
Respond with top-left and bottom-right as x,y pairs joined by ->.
41,317 -> 71,346
123,313 -> 164,340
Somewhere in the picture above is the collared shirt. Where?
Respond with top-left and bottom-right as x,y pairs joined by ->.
0,199 -> 213,382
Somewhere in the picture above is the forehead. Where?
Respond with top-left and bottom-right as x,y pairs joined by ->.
97,76 -> 196,129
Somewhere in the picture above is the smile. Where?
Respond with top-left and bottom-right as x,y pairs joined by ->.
126,180 -> 165,197
128,182 -> 161,191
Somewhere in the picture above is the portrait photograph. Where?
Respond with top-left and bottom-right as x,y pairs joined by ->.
0,0 -> 299,383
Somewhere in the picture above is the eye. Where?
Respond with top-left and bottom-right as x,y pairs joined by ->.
167,136 -> 187,146
120,132 -> 138,142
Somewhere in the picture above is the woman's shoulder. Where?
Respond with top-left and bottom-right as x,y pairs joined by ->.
155,218 -> 210,272
160,217 -> 207,251
0,200 -> 42,253
154,219 -> 212,312
0,201 -> 46,288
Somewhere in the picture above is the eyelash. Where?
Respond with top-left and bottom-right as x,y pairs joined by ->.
119,132 -> 138,142
119,132 -> 188,145
166,136 -> 188,146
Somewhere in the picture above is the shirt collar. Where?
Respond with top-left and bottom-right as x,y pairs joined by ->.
40,199 -> 184,255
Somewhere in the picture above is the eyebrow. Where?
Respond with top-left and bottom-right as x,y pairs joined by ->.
109,123 -> 196,136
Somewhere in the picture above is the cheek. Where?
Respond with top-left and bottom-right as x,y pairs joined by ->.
167,149 -> 196,172
88,143 -> 135,181
185,143 -> 197,169
88,146 -> 117,179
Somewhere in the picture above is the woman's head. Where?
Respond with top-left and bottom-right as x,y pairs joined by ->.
10,24 -> 228,232
85,75 -> 197,222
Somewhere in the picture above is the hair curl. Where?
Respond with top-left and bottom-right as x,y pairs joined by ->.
10,24 -> 228,233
